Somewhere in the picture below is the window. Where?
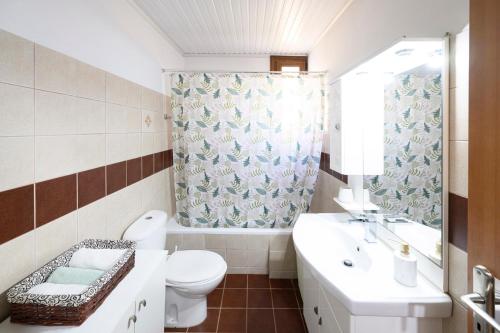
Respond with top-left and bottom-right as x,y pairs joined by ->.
270,56 -> 308,72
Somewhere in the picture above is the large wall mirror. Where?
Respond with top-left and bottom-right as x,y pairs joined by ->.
330,39 -> 448,267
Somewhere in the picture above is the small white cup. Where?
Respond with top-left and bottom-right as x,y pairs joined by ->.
338,188 -> 354,203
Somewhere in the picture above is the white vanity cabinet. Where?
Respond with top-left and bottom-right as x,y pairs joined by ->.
0,250 -> 166,333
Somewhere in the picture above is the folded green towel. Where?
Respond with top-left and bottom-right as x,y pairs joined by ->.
47,266 -> 104,285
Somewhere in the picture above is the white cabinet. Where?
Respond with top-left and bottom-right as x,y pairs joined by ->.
329,72 -> 384,176
0,251 -> 166,333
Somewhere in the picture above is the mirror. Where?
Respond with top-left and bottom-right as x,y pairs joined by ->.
328,39 -> 447,266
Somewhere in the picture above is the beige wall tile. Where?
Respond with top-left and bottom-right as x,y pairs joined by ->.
269,234 -> 292,251
105,184 -> 142,240
35,45 -> 105,101
141,87 -> 162,112
310,170 -> 345,213
205,234 -> 227,249
0,83 -> 34,136
158,131 -> 168,152
106,103 -> 141,134
127,133 -> 142,159
206,248 -> 226,260
0,136 -> 34,191
443,300 -> 467,333
141,132 -> 155,155
77,197 -> 107,241
0,30 -> 34,87
448,244 -> 467,300
449,140 -> 468,197
269,249 -> 297,271
35,90 -> 105,135
166,234 -> 182,252
247,234 -> 270,250
0,231 -> 35,293
153,132 -> 163,153
35,212 -> 77,268
106,133 -> 129,164
450,85 -> 468,142
76,134 -> 105,172
105,73 -> 141,108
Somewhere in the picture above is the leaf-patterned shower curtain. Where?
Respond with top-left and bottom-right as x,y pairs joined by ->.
171,73 -> 326,228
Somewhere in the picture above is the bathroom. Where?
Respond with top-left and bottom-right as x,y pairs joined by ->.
0,0 -> 494,332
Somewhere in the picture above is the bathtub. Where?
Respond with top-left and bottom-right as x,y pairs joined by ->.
165,217 -> 295,277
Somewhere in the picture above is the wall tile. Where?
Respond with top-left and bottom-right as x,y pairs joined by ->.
141,87 -> 162,112
127,133 -> 142,159
166,234 -> 182,252
142,154 -> 154,178
0,137 -> 34,191
35,212 -> 77,267
106,133 -> 128,164
448,244 -> 468,300
0,83 -> 34,136
206,248 -> 226,260
154,152 -> 164,172
36,174 -> 77,227
0,231 -> 35,293
106,161 -> 126,195
443,300 -> 467,333
247,249 -> 269,268
449,140 -> 468,197
76,134 -> 106,173
309,170 -> 344,213
78,166 -> 105,208
226,235 -> 247,250
450,87 -> 469,142
247,235 -> 270,250
35,90 -> 105,135
35,135 -> 77,181
77,197 -> 106,241
127,157 -> 142,185
269,234 -> 292,251
106,103 -> 141,134
105,73 -> 141,108
0,30 -> 34,87
35,45 -> 105,101
105,184 -> 141,240
227,249 -> 248,267
449,193 -> 468,251
0,185 -> 34,245
181,234 -> 205,250
141,132 -> 155,155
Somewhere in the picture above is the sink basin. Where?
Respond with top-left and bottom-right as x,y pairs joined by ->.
293,213 -> 452,318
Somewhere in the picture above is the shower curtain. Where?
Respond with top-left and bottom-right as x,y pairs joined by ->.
171,73 -> 326,228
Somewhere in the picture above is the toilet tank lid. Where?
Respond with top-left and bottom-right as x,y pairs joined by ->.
123,210 -> 167,241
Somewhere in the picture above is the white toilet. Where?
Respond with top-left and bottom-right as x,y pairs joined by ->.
123,210 -> 227,328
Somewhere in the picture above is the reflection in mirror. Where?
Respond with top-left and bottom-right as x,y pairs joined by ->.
360,40 -> 446,266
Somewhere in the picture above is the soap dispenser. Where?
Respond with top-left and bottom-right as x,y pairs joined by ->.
393,242 -> 417,287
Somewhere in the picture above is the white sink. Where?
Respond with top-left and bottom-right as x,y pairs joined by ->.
293,213 -> 452,318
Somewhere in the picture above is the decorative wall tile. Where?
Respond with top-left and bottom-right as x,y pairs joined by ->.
0,185 -> 34,245
0,137 -> 34,192
35,45 -> 105,101
126,157 -> 142,185
35,90 -> 105,135
0,83 -> 34,136
105,73 -> 141,108
0,30 -> 34,87
36,174 -> 77,227
78,166 -> 105,208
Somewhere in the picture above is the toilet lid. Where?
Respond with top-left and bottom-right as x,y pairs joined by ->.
165,250 -> 227,284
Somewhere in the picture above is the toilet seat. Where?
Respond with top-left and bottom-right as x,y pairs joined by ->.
165,250 -> 226,286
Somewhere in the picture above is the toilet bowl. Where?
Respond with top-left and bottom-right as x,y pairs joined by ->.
123,211 -> 227,329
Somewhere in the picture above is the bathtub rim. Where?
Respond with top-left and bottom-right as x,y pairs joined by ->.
166,217 -> 292,235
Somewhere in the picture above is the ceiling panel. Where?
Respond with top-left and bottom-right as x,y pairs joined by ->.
134,0 -> 352,55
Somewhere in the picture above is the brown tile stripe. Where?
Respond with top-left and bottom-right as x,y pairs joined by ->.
142,154 -> 154,179
320,152 -> 348,184
449,192 -> 468,252
0,149 -> 173,246
78,166 -> 105,208
36,174 -> 77,227
0,185 -> 34,244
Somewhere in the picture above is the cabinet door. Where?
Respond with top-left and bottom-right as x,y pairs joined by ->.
300,259 -> 320,333
112,303 -> 136,333
319,287 -> 341,333
134,265 -> 166,333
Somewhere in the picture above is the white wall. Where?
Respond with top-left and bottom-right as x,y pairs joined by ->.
0,0 -> 184,93
309,0 -> 469,80
184,55 -> 269,72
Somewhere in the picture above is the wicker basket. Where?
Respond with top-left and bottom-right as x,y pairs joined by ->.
7,239 -> 136,326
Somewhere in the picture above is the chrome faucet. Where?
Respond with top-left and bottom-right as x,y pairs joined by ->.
348,213 -> 377,243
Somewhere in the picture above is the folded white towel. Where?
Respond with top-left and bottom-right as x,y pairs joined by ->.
28,283 -> 88,295
69,248 -> 126,271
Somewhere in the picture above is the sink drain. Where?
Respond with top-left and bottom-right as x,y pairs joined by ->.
343,259 -> 353,267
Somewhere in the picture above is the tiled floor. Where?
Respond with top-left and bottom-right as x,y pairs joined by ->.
164,274 -> 307,333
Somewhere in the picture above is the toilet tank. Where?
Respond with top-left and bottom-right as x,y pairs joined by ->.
123,210 -> 167,249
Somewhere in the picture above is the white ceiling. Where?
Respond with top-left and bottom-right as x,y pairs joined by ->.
133,0 -> 352,56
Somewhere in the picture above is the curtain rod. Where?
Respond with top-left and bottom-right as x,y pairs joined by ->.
162,69 -> 327,74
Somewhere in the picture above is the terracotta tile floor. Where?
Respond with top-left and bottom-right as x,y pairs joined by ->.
164,274 -> 307,333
